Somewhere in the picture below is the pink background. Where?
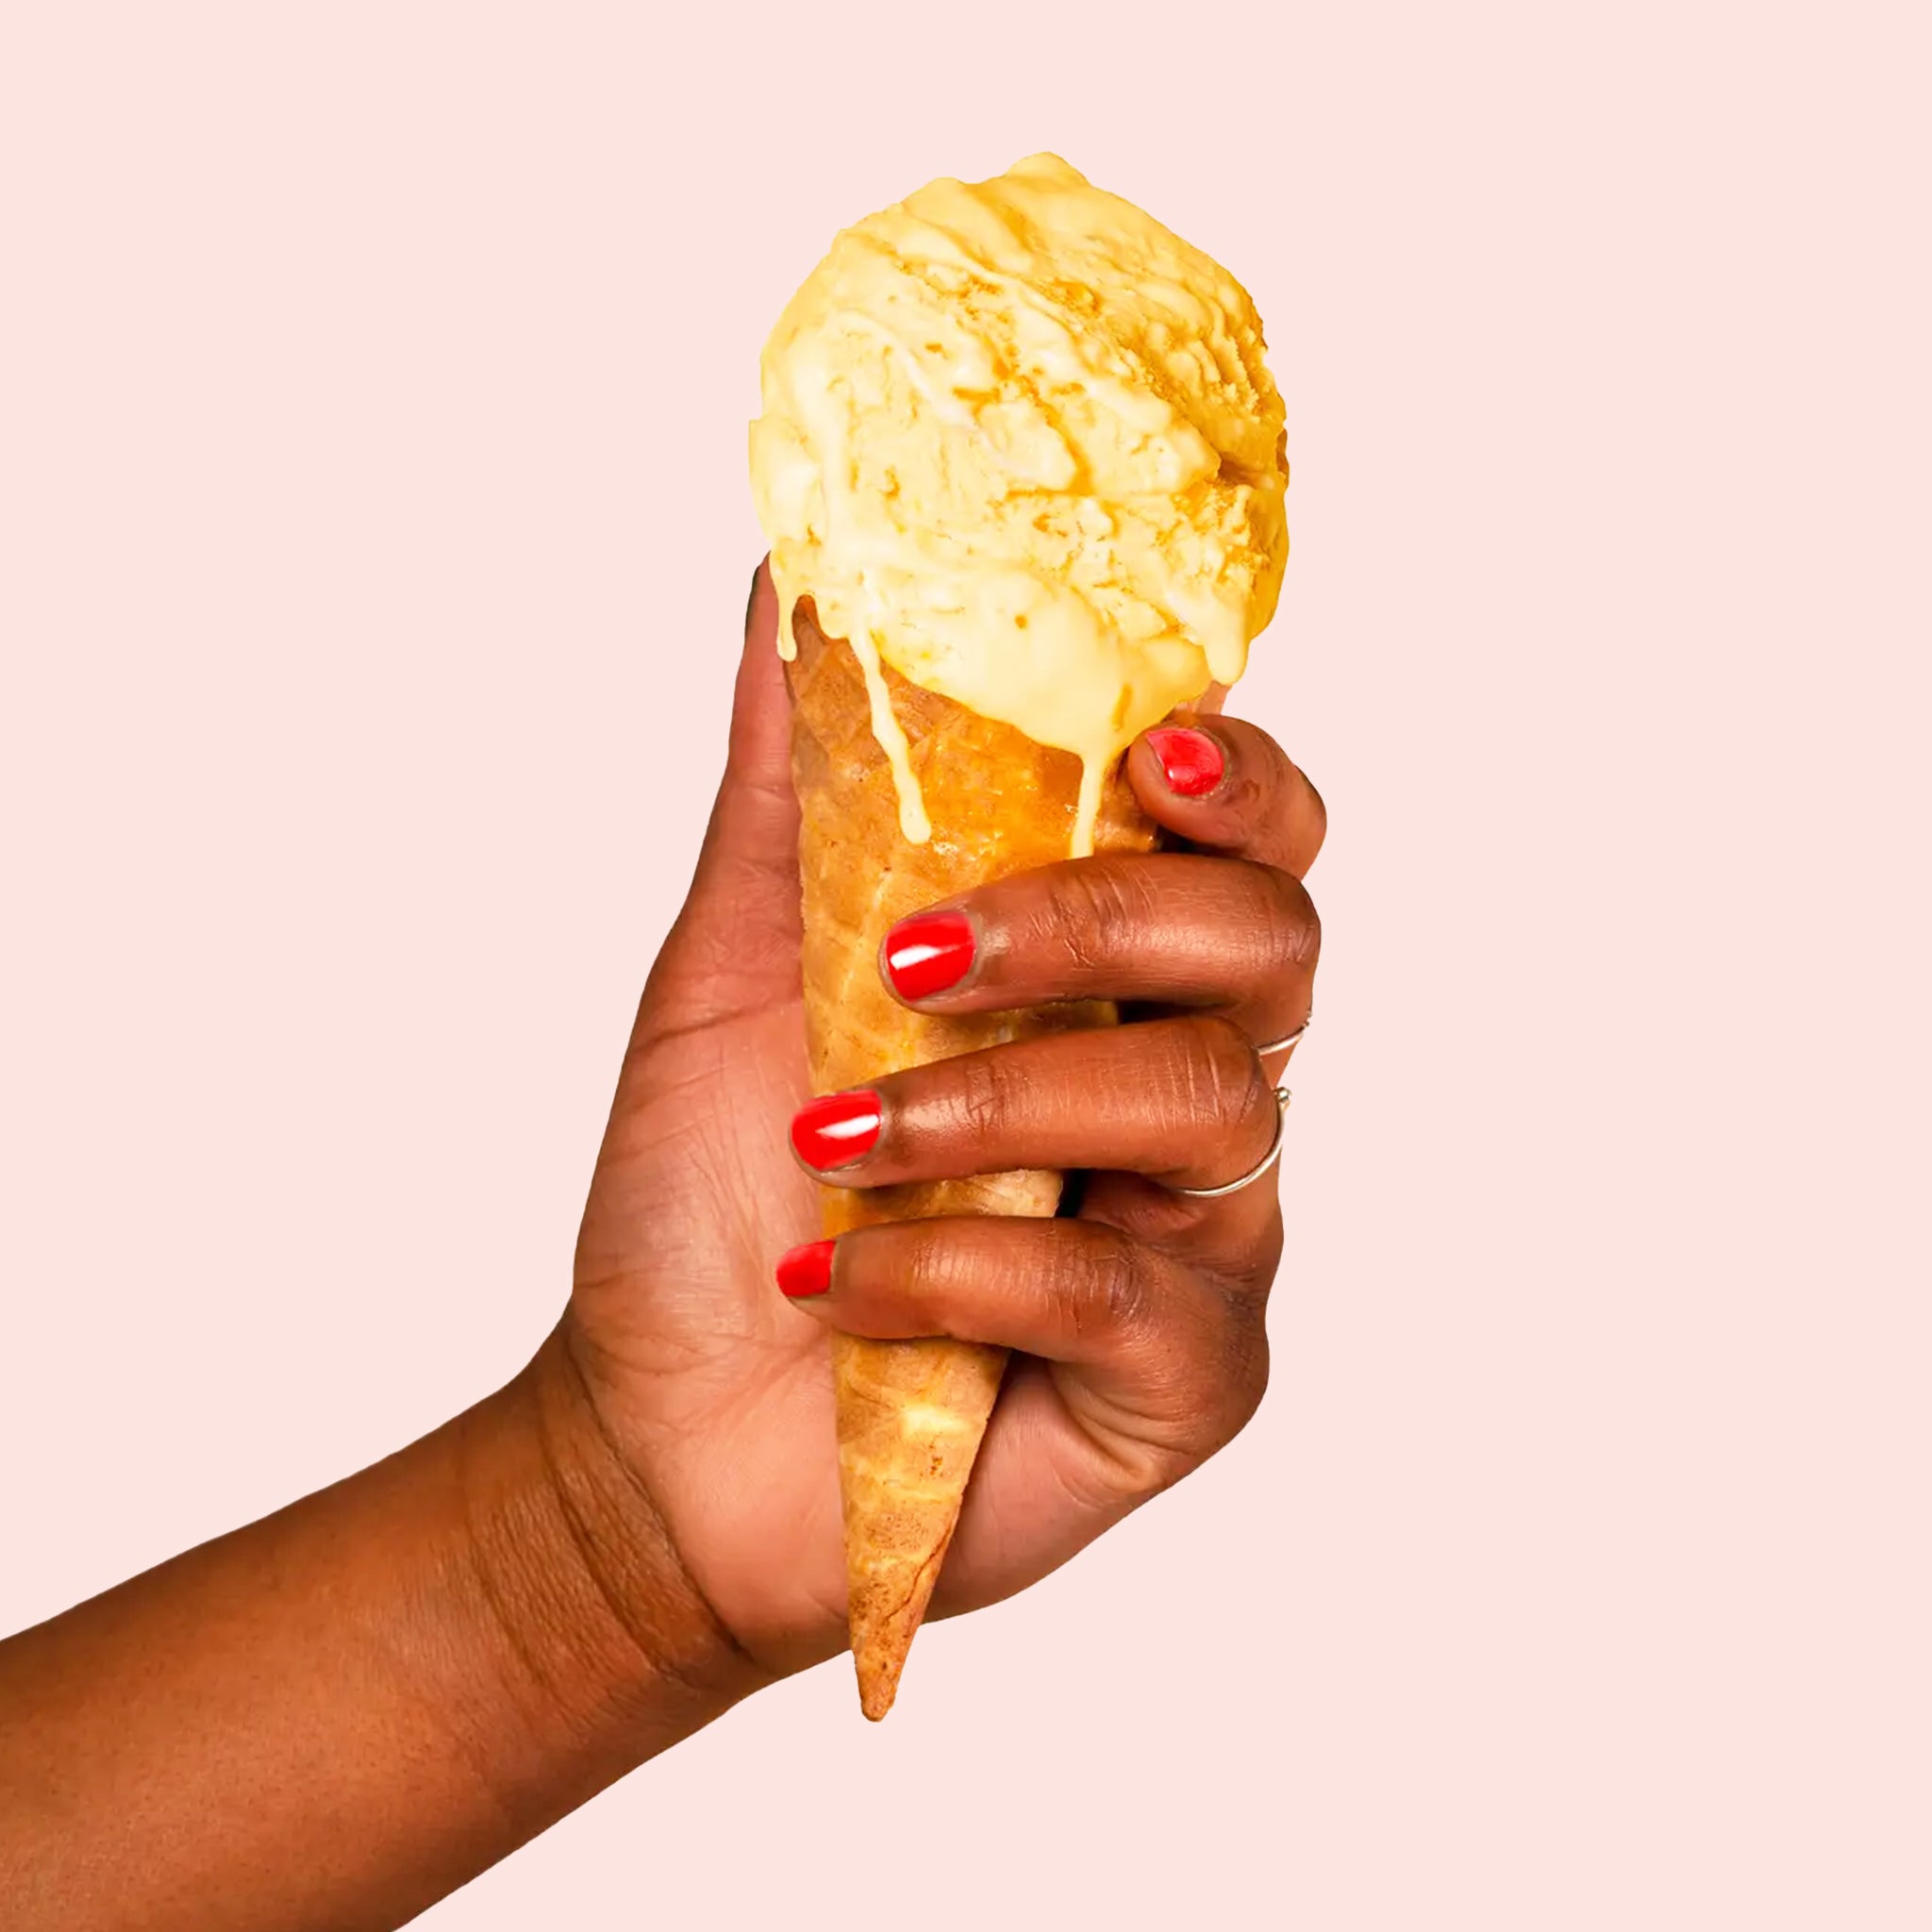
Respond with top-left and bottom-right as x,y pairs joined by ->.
3,3 -> 1926,1926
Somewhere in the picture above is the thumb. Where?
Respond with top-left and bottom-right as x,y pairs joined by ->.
641,561 -> 803,1028
716,558 -> 795,838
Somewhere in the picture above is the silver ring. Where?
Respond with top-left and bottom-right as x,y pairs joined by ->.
1173,1086 -> 1292,1199
1256,1014 -> 1310,1058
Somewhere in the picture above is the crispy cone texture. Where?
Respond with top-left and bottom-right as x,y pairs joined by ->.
786,600 -> 1156,1718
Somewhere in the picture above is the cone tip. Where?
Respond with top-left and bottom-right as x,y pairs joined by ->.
856,1643 -> 905,1721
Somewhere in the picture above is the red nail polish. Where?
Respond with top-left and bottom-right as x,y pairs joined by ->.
1146,726 -> 1225,797
883,909 -> 976,1000
791,1091 -> 882,1169
776,1239 -> 836,1298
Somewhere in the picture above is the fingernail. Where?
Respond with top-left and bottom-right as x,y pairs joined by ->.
790,1091 -> 882,1170
776,1238 -> 836,1298
883,909 -> 976,1001
1146,726 -> 1225,797
744,560 -> 764,637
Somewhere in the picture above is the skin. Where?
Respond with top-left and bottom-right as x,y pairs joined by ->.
0,566 -> 1324,1930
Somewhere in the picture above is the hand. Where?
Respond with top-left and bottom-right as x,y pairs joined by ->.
561,567 -> 1326,1679
0,569 -> 1321,1929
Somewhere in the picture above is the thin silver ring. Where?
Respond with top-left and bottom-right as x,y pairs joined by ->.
1173,1086 -> 1292,1199
1256,1014 -> 1311,1058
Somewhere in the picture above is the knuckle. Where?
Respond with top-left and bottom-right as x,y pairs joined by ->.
1258,870 -> 1322,973
1048,1227 -> 1149,1344
1298,770 -> 1329,852
1292,890 -> 1323,970
1171,1285 -> 1272,1460
1226,731 -> 1289,820
1034,863 -> 1152,975
1176,1015 -> 1273,1137
949,1050 -> 1018,1142
1066,1274 -> 1271,1503
1267,737 -> 1304,813
898,1217 -> 966,1303
1124,1293 -> 1271,1481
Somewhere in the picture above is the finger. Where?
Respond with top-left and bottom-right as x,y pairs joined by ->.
787,1015 -> 1280,1195
1128,714 -> 1326,877
877,852 -> 1318,1050
773,1217 -> 1268,1472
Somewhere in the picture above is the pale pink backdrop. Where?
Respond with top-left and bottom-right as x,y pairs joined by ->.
2,3 -> 1926,1927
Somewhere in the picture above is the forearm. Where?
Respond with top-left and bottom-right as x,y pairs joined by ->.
0,1329 -> 765,1931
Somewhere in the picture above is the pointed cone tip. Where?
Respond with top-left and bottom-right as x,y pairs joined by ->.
856,1640 -> 905,1721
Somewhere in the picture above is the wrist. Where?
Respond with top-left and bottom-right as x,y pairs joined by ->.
449,1328 -> 770,1793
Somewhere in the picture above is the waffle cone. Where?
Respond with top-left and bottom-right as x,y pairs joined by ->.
787,599 -> 1156,1718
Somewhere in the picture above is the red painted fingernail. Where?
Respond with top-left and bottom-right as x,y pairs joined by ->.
776,1239 -> 836,1298
883,909 -> 976,1000
790,1091 -> 882,1169
1146,726 -> 1225,797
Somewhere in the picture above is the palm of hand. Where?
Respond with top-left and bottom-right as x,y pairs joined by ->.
564,637 -> 1135,1675
570,974 -> 847,1673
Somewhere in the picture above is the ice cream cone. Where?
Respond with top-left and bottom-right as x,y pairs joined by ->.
787,598 -> 1157,1719
752,153 -> 1288,1716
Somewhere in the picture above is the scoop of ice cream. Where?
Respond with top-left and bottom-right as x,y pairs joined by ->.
749,152 -> 1289,854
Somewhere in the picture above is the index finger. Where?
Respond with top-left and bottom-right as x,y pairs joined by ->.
1129,716 -> 1327,877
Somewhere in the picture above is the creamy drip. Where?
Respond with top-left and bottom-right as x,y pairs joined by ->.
750,154 -> 1288,857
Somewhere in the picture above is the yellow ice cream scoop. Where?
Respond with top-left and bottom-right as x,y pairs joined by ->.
749,152 -> 1289,856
